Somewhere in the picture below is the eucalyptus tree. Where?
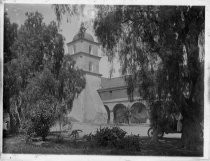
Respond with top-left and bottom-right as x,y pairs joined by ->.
4,11 -> 86,135
3,13 -> 19,132
94,5 -> 204,149
3,12 -> 65,132
12,12 -> 65,75
4,12 -> 18,64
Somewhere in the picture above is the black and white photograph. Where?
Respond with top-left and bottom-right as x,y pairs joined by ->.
0,0 -> 209,160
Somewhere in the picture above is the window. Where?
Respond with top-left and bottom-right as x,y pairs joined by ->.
89,62 -> 93,72
89,45 -> 92,55
73,45 -> 76,54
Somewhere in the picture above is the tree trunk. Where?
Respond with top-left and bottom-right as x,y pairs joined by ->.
9,97 -> 21,134
181,117 -> 201,150
180,60 -> 203,150
150,128 -> 159,143
15,104 -> 21,131
150,126 -> 161,144
59,117 -> 62,137
9,112 -> 16,133
181,102 -> 202,150
9,112 -> 21,134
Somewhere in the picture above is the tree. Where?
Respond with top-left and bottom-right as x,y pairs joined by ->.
29,100 -> 56,141
3,13 -> 19,132
3,12 -> 18,113
21,55 -> 85,140
12,12 -> 65,74
57,55 -> 86,106
22,67 -> 58,140
4,12 -> 18,63
3,57 -> 31,133
55,55 -> 86,136
6,12 -> 86,138
3,11 -> 65,134
94,5 -> 204,149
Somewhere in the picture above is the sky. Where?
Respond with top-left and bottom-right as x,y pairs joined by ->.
5,4 -> 121,78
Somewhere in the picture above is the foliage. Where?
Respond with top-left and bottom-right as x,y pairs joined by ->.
83,127 -> 141,151
21,68 -> 57,140
4,11 -> 86,136
3,13 -> 18,113
22,60 -> 85,140
125,75 -> 136,102
94,5 -> 204,149
12,12 -> 65,75
4,12 -> 18,63
4,11 -> 64,123
55,55 -> 85,137
90,127 -> 126,147
150,100 -> 178,131
3,13 -> 21,133
29,100 -> 56,140
23,68 -> 58,104
57,55 -> 86,109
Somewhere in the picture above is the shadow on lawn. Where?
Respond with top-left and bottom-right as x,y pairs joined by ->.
139,137 -> 203,156
3,134 -> 203,156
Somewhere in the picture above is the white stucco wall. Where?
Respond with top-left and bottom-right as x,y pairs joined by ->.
68,73 -> 107,124
70,54 -> 100,74
67,40 -> 99,56
67,40 -> 100,74
72,54 -> 86,70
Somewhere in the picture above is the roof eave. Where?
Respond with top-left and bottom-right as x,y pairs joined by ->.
69,52 -> 101,60
67,38 -> 101,46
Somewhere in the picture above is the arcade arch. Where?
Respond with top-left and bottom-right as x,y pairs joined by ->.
104,105 -> 110,123
113,104 -> 127,124
130,102 -> 148,123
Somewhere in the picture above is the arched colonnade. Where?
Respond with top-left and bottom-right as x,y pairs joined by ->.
104,101 -> 150,124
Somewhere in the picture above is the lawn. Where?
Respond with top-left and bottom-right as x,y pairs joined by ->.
3,133 -> 203,156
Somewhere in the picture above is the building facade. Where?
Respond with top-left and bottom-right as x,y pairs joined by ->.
67,27 -> 149,125
98,77 -> 149,124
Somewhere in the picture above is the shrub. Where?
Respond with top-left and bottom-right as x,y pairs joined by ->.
85,127 -> 141,151
93,127 -> 126,147
27,100 -> 56,141
90,127 -> 124,147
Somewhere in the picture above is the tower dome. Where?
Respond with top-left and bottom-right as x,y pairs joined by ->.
73,32 -> 94,42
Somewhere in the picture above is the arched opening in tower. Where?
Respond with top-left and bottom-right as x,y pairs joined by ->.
130,102 -> 148,124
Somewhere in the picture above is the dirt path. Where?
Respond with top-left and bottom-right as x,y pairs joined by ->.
70,122 -> 181,138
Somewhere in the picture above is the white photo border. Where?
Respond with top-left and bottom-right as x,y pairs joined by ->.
0,0 -> 209,161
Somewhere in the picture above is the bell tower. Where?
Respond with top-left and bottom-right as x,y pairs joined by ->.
66,23 -> 107,124
67,23 -> 101,76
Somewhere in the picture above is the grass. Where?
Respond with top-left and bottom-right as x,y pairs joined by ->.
3,134 -> 203,156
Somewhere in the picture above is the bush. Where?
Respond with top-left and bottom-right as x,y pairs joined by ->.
93,127 -> 127,147
27,100 -> 56,141
84,127 -> 141,151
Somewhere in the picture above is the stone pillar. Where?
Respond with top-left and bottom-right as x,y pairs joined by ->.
110,111 -> 114,124
127,104 -> 131,125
